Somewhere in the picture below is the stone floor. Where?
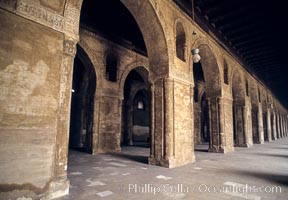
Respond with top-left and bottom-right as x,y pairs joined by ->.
57,139 -> 288,200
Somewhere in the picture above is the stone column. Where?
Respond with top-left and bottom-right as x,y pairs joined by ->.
257,103 -> 264,143
149,76 -> 175,167
280,115 -> 284,138
194,102 -> 202,145
149,76 -> 194,168
272,112 -> 277,140
164,77 -> 174,161
207,97 -> 226,153
266,107 -> 272,141
276,113 -> 281,139
128,106 -> 133,145
285,116 -> 288,137
150,84 -> 155,158
286,117 -> 288,137
50,38 -> 77,198
242,106 -> 248,146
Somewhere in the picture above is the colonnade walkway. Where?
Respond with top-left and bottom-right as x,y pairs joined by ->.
58,139 -> 288,200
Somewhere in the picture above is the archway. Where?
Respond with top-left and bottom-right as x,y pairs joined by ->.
69,45 -> 96,154
262,97 -> 268,141
232,69 -> 246,146
193,62 -> 209,148
250,82 -> 263,144
121,67 -> 151,160
192,44 -> 223,153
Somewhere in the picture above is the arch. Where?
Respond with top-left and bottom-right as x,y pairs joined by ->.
192,43 -> 222,97
69,44 -> 97,153
245,78 -> 249,96
105,52 -> 118,82
120,0 -> 170,75
78,39 -> 101,86
119,62 -> 149,99
223,59 -> 229,84
250,80 -> 259,106
231,68 -> 245,105
65,0 -> 169,74
175,20 -> 186,61
121,67 -> 151,146
250,80 -> 262,144
231,68 -> 246,146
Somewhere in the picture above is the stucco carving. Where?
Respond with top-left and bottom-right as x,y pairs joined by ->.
0,0 -> 81,40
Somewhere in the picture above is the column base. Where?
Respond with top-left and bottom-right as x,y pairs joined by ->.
208,146 -> 232,153
148,155 -> 195,168
44,176 -> 69,199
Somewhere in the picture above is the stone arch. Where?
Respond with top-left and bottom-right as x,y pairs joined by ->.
245,78 -> 250,97
250,80 -> 262,144
121,67 -> 151,146
78,39 -> 102,86
231,68 -> 247,146
69,44 -> 97,153
175,19 -> 187,61
231,68 -> 245,105
192,43 -> 222,97
120,0 -> 170,75
104,51 -> 119,82
65,0 -> 169,75
119,61 -> 149,99
223,58 -> 229,84
191,40 -> 224,152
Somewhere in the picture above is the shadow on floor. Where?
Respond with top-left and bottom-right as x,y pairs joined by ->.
108,152 -> 149,164
194,143 -> 209,152
252,152 -> 288,159
232,170 -> 288,186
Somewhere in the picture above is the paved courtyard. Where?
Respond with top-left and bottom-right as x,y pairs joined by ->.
57,139 -> 288,200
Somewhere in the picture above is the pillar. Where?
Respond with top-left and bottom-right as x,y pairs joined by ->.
257,103 -> 265,143
276,113 -> 281,139
266,108 -> 272,141
149,76 -> 195,168
280,115 -> 284,138
272,112 -> 277,140
207,97 -> 229,153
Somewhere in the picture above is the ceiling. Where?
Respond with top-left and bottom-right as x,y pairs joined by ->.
174,0 -> 288,108
80,0 -> 288,109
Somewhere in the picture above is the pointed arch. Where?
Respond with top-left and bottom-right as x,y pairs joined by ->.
192,43 -> 222,97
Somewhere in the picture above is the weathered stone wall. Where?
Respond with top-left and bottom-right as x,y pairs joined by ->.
0,0 -> 287,199
173,80 -> 194,166
0,9 -> 63,198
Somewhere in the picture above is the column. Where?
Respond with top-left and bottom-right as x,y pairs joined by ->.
272,112 -> 277,140
51,38 -> 77,197
266,108 -> 272,141
276,113 -> 281,139
207,97 -> 227,153
257,104 -> 264,143
164,77 -> 174,161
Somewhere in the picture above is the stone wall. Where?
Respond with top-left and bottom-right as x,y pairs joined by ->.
0,9 -> 63,198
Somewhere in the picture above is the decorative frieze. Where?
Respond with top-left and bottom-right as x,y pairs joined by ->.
63,3 -> 80,39
0,0 -> 80,40
16,0 -> 64,32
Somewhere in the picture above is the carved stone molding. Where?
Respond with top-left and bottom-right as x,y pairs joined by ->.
16,0 -> 64,31
63,39 -> 76,56
63,3 -> 80,40
0,0 -> 81,40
